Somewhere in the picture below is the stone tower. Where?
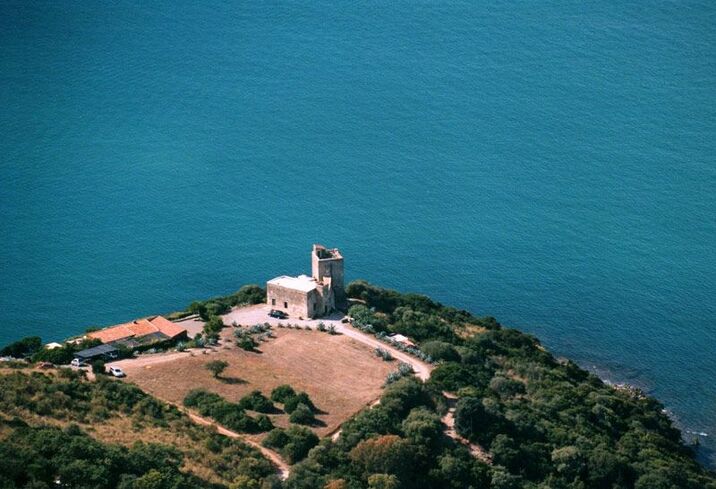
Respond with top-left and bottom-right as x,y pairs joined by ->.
311,244 -> 346,308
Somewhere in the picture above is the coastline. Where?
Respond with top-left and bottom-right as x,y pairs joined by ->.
2,303 -> 714,472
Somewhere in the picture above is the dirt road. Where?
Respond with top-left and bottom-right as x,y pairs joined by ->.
182,408 -> 290,480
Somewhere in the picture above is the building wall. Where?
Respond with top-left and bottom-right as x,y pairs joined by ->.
267,284 -> 322,319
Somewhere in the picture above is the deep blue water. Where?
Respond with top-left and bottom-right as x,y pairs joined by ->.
1,0 -> 714,467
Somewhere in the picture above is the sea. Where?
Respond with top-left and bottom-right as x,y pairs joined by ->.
1,0 -> 714,468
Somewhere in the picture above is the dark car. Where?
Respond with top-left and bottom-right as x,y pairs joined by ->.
269,309 -> 288,319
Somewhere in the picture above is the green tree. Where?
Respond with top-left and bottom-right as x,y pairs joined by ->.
289,403 -> 315,425
205,360 -> 229,379
270,384 -> 296,403
91,359 -> 106,375
367,473 -> 400,489
0,336 -> 42,358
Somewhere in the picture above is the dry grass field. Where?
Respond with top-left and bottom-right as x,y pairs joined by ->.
117,327 -> 395,436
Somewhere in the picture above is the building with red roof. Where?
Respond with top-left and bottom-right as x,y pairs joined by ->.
88,315 -> 187,348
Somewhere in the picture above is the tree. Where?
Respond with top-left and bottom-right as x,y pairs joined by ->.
289,403 -> 315,425
91,359 -> 106,375
270,384 -> 296,403
283,392 -> 315,414
349,435 -> 416,481
401,407 -> 442,452
368,473 -> 400,489
238,391 -> 274,413
279,426 -> 319,463
420,341 -> 459,362
206,360 -> 229,378
204,316 -> 225,335
0,336 -> 42,358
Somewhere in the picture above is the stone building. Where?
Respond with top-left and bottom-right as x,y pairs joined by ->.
266,244 -> 345,319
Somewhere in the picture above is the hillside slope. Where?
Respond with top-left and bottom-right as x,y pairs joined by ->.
1,281 -> 714,489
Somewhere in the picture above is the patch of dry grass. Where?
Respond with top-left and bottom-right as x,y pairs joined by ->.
121,328 -> 395,436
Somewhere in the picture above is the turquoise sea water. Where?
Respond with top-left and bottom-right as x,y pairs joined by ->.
1,1 -> 715,467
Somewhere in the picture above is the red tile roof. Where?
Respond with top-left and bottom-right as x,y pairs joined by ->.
149,315 -> 186,339
87,316 -> 186,344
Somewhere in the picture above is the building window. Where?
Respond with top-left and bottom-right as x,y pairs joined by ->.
312,303 -> 316,312
284,302 -> 288,309
271,298 -> 276,306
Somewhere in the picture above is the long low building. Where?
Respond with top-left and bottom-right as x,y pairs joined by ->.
87,315 -> 187,348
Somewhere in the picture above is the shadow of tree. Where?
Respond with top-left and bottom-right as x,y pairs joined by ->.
219,376 -> 247,385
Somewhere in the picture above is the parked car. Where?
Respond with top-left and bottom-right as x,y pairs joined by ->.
268,309 -> 288,319
37,361 -> 54,369
70,358 -> 88,367
108,366 -> 126,378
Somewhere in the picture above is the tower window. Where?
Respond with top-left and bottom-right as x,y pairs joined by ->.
284,302 -> 288,309
271,299 -> 276,306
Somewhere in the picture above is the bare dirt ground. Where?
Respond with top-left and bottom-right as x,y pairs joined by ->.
110,324 -> 395,437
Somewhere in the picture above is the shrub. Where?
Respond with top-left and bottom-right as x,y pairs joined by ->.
375,347 -> 394,361
183,389 -> 266,434
420,341 -> 459,362
262,428 -> 290,449
238,390 -> 274,413
255,414 -> 274,432
289,403 -> 315,425
204,316 -> 225,335
237,336 -> 257,351
270,384 -> 296,404
280,426 -> 319,464
384,362 -> 414,385
283,392 -> 315,414
0,336 -> 42,358
262,426 -> 319,463
91,360 -> 106,375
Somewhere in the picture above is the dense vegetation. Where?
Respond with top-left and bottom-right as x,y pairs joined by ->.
0,421 -> 210,489
281,281 -> 716,489
0,369 -> 278,488
183,389 -> 274,434
262,426 -> 320,464
1,280 -> 714,488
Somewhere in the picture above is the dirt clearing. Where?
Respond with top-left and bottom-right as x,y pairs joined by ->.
113,327 -> 395,436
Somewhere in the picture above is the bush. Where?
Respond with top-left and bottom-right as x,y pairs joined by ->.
237,336 -> 257,351
283,392 -> 315,414
0,336 -> 42,358
91,360 -> 106,375
375,347 -> 394,361
183,389 -> 267,434
384,362 -> 414,385
289,403 -> 315,425
238,391 -> 274,413
262,428 -> 290,449
204,316 -> 225,335
420,341 -> 460,362
270,385 -> 296,403
255,414 -> 274,432
262,426 -> 318,464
